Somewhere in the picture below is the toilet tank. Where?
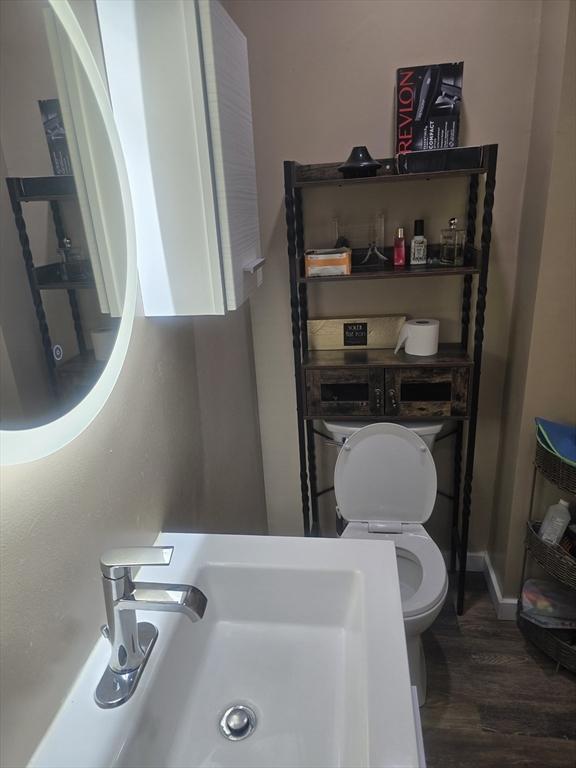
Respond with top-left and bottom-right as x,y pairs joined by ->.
323,420 -> 444,452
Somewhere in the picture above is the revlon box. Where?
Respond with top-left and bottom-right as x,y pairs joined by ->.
396,146 -> 483,175
395,62 -> 463,154
38,99 -> 72,175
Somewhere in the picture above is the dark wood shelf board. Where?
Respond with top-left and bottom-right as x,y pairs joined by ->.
7,175 -> 76,202
292,148 -> 491,187
303,344 -> 472,369
295,166 -> 485,188
299,260 -> 479,283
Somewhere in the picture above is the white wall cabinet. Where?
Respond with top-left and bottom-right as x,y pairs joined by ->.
96,0 -> 263,316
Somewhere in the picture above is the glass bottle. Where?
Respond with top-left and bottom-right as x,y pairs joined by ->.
410,219 -> 427,265
394,227 -> 406,267
440,217 -> 465,266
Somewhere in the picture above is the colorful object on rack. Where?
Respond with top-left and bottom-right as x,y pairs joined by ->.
521,579 -> 576,629
536,418 -> 576,467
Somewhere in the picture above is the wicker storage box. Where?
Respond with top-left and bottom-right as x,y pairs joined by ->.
535,440 -> 576,495
526,522 -> 576,590
517,604 -> 576,673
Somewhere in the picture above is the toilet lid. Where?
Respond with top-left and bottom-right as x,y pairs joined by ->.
334,423 -> 437,523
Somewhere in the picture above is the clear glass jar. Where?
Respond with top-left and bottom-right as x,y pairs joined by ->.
440,217 -> 465,266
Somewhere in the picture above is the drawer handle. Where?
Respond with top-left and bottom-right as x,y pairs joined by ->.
388,388 -> 398,414
375,388 -> 383,410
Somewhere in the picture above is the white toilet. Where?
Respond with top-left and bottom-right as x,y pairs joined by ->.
323,420 -> 448,706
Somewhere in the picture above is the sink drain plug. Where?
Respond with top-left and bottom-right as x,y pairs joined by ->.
219,704 -> 257,741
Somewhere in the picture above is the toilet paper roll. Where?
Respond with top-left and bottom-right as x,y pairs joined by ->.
394,319 -> 439,356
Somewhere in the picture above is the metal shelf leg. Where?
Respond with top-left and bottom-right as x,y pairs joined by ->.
457,145 -> 498,614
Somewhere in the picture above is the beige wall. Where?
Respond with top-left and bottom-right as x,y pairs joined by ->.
490,0 -> 575,596
225,0 -> 543,554
0,4 -> 267,766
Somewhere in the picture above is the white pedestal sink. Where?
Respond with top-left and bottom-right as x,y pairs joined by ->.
29,533 -> 422,768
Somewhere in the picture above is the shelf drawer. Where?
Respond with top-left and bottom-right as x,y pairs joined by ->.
304,368 -> 384,419
387,367 -> 470,419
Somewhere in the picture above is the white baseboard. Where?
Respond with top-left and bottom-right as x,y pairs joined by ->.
441,549 -> 517,620
441,549 -> 485,572
483,552 -> 517,621
463,551 -> 486,572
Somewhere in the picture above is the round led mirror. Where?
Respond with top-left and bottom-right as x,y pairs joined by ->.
0,1 -> 136,464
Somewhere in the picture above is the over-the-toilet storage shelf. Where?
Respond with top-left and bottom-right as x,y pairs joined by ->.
284,144 -> 498,615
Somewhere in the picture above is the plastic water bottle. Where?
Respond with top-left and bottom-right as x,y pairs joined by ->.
539,500 -> 571,545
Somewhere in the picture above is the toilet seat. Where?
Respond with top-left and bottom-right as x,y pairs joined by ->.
391,531 -> 447,618
335,423 -> 446,619
334,422 -> 437,524
343,522 -> 448,618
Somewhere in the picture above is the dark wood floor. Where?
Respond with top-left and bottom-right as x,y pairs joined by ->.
421,573 -> 576,768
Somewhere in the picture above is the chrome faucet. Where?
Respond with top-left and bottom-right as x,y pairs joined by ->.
95,546 -> 207,708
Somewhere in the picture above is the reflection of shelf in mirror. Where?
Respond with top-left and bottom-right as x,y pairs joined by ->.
36,279 -> 95,291
56,351 -> 105,373
55,352 -> 106,411
35,261 -> 94,291
56,352 -> 106,400
8,175 -> 76,202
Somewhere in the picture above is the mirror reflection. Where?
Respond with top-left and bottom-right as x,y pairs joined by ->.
0,1 -> 126,429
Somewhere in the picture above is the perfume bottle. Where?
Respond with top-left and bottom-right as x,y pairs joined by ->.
394,227 -> 406,266
410,219 -> 427,265
440,217 -> 465,266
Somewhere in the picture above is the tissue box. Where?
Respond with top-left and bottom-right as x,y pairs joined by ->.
304,248 -> 351,277
307,315 -> 406,350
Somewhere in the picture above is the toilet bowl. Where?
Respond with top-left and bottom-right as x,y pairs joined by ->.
324,421 -> 448,706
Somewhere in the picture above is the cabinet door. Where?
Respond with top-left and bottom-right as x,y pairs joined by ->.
305,368 -> 384,419
386,367 -> 470,419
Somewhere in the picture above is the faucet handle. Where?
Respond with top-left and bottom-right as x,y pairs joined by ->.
100,546 -> 174,579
